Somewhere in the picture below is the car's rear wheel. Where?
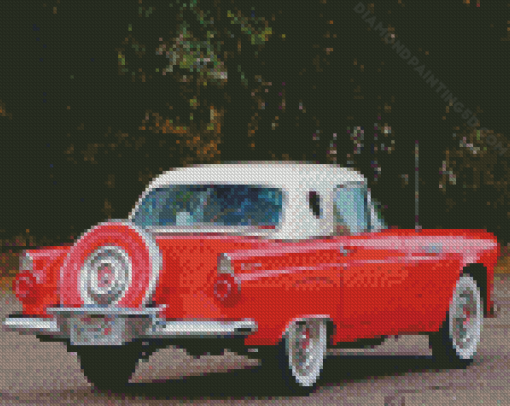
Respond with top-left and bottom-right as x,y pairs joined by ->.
429,274 -> 483,368
259,319 -> 328,395
72,342 -> 144,392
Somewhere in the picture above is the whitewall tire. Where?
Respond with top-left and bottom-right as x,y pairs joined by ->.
260,318 -> 328,394
429,274 -> 483,367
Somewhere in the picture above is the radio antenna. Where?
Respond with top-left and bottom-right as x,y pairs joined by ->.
415,140 -> 420,231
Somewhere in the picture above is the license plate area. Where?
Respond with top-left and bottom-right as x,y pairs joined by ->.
70,315 -> 125,346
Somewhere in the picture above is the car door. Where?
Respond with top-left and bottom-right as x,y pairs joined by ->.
333,184 -> 416,341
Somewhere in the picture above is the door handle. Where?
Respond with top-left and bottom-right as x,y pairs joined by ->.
339,246 -> 356,256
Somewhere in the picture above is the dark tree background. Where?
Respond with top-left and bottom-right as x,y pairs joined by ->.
0,0 -> 508,249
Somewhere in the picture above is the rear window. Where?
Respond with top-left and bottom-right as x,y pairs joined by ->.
133,184 -> 283,229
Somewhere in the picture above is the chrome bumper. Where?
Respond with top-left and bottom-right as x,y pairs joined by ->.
2,307 -> 257,345
2,316 -> 63,336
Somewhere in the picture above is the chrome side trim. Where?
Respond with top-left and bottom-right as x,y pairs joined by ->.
144,319 -> 257,338
46,306 -> 163,316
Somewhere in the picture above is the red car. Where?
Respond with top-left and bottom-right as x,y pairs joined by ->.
3,162 -> 500,394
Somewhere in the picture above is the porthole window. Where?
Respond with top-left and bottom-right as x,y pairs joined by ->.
308,191 -> 322,218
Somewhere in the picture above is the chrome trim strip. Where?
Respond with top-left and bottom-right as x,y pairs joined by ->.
19,251 -> 34,273
147,226 -> 277,235
46,306 -> 163,316
144,319 -> 257,338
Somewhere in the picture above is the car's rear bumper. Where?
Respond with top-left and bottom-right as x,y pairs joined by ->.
3,315 -> 63,336
2,307 -> 257,345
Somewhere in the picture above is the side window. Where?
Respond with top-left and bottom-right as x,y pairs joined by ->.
308,191 -> 322,218
333,184 -> 369,235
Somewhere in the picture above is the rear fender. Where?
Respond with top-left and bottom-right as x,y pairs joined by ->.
16,247 -> 71,315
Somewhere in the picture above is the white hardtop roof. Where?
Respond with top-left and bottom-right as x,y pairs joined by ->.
129,162 -> 369,239
146,161 -> 366,190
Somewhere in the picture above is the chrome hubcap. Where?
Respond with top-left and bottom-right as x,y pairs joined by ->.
287,319 -> 326,387
81,246 -> 132,306
295,326 -> 312,368
449,277 -> 482,359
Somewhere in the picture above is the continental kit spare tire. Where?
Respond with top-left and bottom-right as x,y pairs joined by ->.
59,220 -> 162,308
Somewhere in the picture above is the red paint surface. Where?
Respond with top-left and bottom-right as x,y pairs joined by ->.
17,228 -> 499,344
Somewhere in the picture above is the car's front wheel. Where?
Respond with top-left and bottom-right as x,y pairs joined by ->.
429,274 -> 483,368
259,318 -> 328,395
71,342 -> 144,392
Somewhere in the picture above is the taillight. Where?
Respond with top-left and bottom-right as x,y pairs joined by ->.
214,274 -> 240,301
18,250 -> 45,285
13,273 -> 37,301
215,254 -> 240,304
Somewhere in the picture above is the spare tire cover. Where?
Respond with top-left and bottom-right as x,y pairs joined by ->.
59,220 -> 162,308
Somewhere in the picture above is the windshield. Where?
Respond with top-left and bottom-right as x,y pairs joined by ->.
133,184 -> 283,228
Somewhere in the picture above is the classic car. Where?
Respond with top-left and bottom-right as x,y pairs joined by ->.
3,162 -> 500,394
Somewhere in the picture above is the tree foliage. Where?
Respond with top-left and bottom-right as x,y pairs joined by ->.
0,0 -> 507,245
